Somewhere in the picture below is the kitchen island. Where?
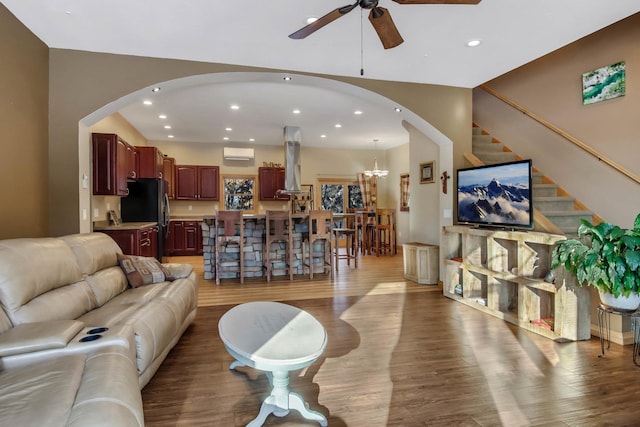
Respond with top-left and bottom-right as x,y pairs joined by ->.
201,213 -> 352,281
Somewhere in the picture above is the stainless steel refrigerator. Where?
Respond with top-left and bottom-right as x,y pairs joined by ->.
120,178 -> 170,259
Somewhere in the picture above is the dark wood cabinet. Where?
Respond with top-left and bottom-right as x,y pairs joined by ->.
101,225 -> 158,259
258,167 -> 289,201
163,156 -> 175,199
136,146 -> 164,179
175,165 -> 219,200
167,220 -> 202,255
92,133 -> 136,196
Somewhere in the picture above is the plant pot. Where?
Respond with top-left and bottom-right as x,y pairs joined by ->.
599,291 -> 640,313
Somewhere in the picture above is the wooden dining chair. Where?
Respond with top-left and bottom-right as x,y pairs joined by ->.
374,208 -> 395,256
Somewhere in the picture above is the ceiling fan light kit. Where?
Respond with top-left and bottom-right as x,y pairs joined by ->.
289,0 -> 481,49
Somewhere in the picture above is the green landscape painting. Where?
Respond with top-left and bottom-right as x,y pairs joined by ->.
582,61 -> 626,105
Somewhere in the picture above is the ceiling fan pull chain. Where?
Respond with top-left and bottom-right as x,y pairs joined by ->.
360,8 -> 365,76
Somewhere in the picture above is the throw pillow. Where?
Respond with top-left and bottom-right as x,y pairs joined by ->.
117,254 -> 174,288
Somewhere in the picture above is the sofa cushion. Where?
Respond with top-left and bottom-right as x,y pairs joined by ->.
0,238 -> 83,323
117,254 -> 173,288
0,354 -> 85,427
85,266 -> 128,307
60,233 -> 122,276
10,281 -> 97,325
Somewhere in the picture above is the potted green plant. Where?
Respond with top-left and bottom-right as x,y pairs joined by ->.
551,213 -> 640,312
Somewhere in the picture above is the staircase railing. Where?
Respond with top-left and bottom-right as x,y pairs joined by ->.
479,84 -> 640,186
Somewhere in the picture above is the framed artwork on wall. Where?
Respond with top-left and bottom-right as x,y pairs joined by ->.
420,161 -> 435,184
400,174 -> 410,212
582,61 -> 625,105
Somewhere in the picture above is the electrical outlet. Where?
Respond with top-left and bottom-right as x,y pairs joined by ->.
93,208 -> 99,218
188,205 -> 192,211
82,209 -> 87,220
106,203 -> 111,210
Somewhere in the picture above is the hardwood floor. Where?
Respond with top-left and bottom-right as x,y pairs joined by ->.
143,254 -> 640,426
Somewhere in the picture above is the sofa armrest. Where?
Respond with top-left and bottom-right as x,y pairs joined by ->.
0,320 -> 85,357
162,263 -> 193,280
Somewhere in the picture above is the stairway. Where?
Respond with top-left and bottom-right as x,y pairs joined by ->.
471,127 -> 592,235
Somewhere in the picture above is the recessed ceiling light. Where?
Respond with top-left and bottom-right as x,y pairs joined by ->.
223,137 -> 230,141
230,105 -> 240,110
354,110 -> 363,115
65,10 -> 72,15
306,17 -> 318,25
283,76 -> 292,81
225,127 -> 232,131
143,100 -> 152,106
164,125 -> 171,129
320,135 -> 327,138
158,114 -> 167,119
151,87 -> 161,92
335,124 -> 342,128
168,135 -> 174,139
394,107 -> 402,112
293,109 -> 301,114
249,138 -> 255,142
466,39 -> 481,47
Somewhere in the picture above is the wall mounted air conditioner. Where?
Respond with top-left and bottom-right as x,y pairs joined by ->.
223,147 -> 254,161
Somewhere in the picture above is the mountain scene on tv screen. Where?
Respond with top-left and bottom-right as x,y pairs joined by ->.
458,163 -> 531,226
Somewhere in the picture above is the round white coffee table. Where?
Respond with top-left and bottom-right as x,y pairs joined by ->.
218,301 -> 328,427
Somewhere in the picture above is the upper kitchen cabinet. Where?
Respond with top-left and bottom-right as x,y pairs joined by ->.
175,165 -> 219,200
136,146 -> 164,179
163,156 -> 176,199
92,133 -> 137,196
258,167 -> 289,201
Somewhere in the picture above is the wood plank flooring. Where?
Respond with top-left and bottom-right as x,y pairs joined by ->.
143,254 -> 640,426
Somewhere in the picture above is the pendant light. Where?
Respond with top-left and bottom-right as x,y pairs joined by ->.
363,139 -> 388,178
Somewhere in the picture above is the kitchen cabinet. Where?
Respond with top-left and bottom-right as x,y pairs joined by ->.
175,165 -> 219,200
136,146 -> 164,179
163,156 -> 176,199
167,220 -> 202,255
100,225 -> 158,259
92,133 -> 137,196
258,167 -> 289,201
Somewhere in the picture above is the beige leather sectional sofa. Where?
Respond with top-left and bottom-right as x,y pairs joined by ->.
0,232 -> 198,426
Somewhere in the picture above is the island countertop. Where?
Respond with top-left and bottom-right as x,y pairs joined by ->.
93,221 -> 158,231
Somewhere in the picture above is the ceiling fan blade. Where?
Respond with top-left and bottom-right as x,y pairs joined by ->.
289,3 -> 359,39
392,0 -> 481,4
368,7 -> 404,49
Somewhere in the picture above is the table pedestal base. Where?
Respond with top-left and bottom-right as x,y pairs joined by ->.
231,362 -> 327,427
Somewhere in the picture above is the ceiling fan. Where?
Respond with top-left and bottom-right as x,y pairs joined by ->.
289,0 -> 481,49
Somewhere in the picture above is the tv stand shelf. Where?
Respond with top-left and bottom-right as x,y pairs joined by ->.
442,225 -> 591,341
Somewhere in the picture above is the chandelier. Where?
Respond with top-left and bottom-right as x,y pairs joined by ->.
364,158 -> 389,178
363,139 -> 388,178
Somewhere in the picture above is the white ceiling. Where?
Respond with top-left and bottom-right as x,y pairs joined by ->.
4,0 -> 639,149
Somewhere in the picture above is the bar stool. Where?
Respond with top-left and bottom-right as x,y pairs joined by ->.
215,210 -> 244,285
302,210 -> 333,279
363,211 -> 377,255
374,208 -> 395,257
333,226 -> 358,270
264,210 -> 293,281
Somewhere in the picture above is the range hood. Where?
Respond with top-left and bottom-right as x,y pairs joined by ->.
281,126 -> 302,194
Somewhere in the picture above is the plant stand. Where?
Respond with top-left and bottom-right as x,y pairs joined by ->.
597,305 -> 640,366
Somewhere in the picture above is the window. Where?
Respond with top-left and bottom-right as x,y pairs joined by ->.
318,179 -> 364,213
222,175 -> 256,212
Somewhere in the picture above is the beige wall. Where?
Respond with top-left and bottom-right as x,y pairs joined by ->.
0,4 -> 49,239
47,49 -> 470,237
474,13 -> 640,226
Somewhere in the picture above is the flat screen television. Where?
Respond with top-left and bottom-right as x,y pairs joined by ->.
456,159 -> 533,230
